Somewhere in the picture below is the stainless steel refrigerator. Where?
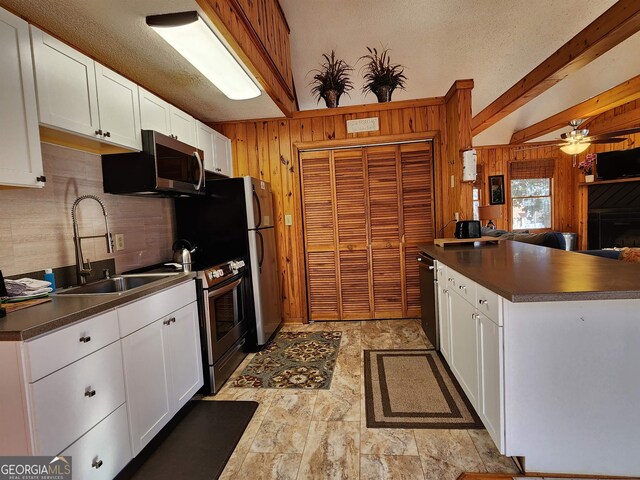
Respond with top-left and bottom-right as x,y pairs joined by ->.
242,176 -> 282,346
174,176 -> 283,349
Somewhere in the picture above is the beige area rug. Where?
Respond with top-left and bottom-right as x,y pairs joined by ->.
364,349 -> 483,429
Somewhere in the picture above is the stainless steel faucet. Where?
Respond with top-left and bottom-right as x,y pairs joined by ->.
71,195 -> 114,285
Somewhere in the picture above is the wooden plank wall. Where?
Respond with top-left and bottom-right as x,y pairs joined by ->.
474,145 -> 579,233
213,85 -> 473,323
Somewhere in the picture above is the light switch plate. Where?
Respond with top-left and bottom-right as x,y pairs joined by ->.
285,214 -> 293,226
115,234 -> 125,251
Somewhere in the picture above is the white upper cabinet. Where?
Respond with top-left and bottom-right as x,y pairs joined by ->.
138,88 -> 171,136
31,26 -> 141,151
169,106 -> 196,146
94,64 -> 141,150
139,88 -> 196,147
214,130 -> 233,177
196,121 -> 233,177
0,9 -> 43,188
196,121 -> 215,172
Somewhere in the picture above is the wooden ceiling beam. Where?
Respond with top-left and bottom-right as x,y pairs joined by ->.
509,74 -> 640,144
471,0 -> 640,137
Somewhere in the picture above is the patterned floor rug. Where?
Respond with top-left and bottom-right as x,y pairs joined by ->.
364,349 -> 483,428
230,331 -> 342,389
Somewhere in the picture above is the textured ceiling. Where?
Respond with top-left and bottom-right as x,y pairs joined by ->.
1,0 -> 636,145
280,0 -> 631,145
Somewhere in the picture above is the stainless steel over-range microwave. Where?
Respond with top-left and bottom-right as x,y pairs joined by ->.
102,130 -> 205,197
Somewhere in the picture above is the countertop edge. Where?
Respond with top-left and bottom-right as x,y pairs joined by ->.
1,273 -> 197,341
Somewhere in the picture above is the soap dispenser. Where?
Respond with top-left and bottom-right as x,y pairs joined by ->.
44,268 -> 56,292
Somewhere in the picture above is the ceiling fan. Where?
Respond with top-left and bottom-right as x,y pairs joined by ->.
556,119 -> 640,155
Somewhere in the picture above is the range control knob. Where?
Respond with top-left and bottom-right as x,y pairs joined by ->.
230,260 -> 245,270
207,271 -> 214,280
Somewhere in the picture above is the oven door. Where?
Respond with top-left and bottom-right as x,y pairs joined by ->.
203,273 -> 247,362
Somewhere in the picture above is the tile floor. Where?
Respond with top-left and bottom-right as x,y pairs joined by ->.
207,319 -> 519,480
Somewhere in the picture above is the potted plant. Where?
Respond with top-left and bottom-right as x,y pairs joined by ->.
578,154 -> 595,182
359,47 -> 407,103
309,50 -> 353,108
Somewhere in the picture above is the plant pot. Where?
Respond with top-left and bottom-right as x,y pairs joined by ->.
374,85 -> 392,103
323,89 -> 340,108
585,174 -> 595,183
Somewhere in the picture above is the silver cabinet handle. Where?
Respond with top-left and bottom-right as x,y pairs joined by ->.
442,289 -> 448,294
92,459 -> 103,469
79,335 -> 91,343
478,299 -> 488,305
428,266 -> 434,270
448,277 -> 454,282
85,388 -> 96,397
103,131 -> 111,138
95,129 -> 102,136
459,285 -> 466,290
163,317 -> 176,326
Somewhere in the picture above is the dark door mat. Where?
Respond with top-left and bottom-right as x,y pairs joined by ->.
118,400 -> 258,480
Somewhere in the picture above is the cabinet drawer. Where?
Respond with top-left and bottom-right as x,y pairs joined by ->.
118,280 -> 196,337
30,341 -> 125,455
62,403 -> 131,480
447,268 -> 475,305
25,310 -> 119,382
62,405 -> 131,480
476,283 -> 502,326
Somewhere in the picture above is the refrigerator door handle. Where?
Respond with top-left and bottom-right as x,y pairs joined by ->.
256,229 -> 265,272
253,187 -> 262,228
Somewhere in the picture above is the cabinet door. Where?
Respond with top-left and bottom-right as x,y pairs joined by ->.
214,131 -> 233,177
478,313 -> 504,453
196,121 -> 216,172
30,27 -> 99,137
438,282 -> 451,362
94,65 -> 141,150
449,293 -> 478,407
138,88 -> 171,136
165,302 -> 203,412
169,106 -> 196,146
121,319 -> 171,456
0,11 -> 43,188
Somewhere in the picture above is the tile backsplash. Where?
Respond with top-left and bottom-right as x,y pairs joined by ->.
0,143 -> 175,276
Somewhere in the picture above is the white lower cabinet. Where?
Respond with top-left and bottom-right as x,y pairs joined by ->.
121,300 -> 202,456
438,263 -> 504,453
29,341 -> 126,455
61,404 -> 131,480
448,291 -> 479,407
477,312 -> 504,451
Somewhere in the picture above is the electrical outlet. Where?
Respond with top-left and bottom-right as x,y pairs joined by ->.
285,214 -> 293,226
455,212 -> 460,222
115,234 -> 125,251
450,175 -> 455,188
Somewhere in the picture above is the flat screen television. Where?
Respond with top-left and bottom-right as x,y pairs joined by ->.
596,147 -> 640,180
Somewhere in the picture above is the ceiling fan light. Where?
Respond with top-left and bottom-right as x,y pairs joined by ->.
147,12 -> 261,100
560,142 -> 590,155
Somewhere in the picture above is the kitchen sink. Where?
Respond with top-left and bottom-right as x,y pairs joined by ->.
57,274 -> 179,296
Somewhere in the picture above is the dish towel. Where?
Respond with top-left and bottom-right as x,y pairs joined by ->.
4,278 -> 53,299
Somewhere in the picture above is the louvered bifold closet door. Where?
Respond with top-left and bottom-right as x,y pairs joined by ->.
400,143 -> 435,317
366,145 -> 404,318
300,150 -> 340,319
301,141 -> 434,322
334,149 -> 372,319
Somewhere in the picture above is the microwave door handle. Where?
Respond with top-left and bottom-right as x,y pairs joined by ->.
193,150 -> 204,191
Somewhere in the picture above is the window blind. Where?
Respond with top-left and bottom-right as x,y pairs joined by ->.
509,159 -> 554,179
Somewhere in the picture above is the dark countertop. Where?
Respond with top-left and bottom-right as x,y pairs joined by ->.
418,241 -> 640,302
0,273 -> 196,341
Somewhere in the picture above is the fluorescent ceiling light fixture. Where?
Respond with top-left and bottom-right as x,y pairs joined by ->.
147,11 -> 261,100
560,142 -> 590,155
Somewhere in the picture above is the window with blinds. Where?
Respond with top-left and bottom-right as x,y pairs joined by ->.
300,142 -> 434,321
509,159 -> 554,230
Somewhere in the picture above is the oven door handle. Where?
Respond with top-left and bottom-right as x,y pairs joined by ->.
208,277 -> 242,298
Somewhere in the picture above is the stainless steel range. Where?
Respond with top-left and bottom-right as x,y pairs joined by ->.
197,258 -> 249,394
